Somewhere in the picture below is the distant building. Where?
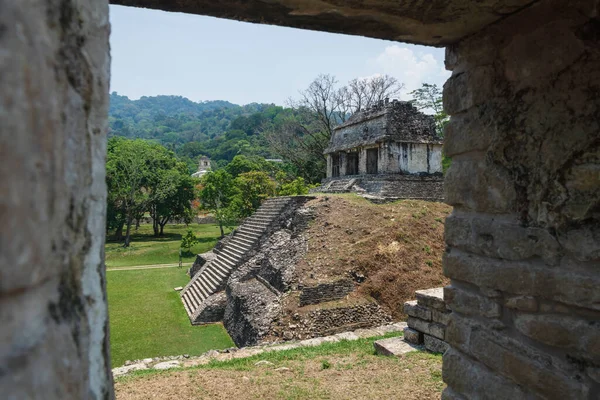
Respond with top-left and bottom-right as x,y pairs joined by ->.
325,99 -> 442,178
192,156 -> 211,178
319,99 -> 444,201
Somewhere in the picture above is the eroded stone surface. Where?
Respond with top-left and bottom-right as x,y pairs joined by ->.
110,0 -> 536,46
0,0 -> 112,398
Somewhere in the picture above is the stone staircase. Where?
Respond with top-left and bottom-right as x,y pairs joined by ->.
180,197 -> 293,324
321,178 -> 358,193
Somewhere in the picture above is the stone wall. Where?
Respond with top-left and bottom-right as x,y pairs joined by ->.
441,1 -> 600,399
403,288 -> 450,354
298,279 -> 355,306
1,1 -> 113,398
319,174 -> 444,201
302,302 -> 392,337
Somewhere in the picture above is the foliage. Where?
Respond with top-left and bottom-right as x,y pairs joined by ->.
408,83 -> 448,137
198,170 -> 239,237
180,229 -> 199,253
409,83 -> 452,174
106,137 -> 196,246
232,171 -> 277,218
277,177 -> 311,196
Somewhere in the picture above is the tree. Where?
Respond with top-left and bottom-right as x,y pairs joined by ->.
180,230 -> 199,254
198,170 -> 238,237
409,83 -> 447,137
231,171 -> 276,218
148,165 -> 196,236
106,138 -> 152,247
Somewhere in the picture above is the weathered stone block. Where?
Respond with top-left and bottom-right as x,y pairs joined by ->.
443,108 -> 493,157
374,337 -> 421,357
445,213 -> 562,265
415,287 -> 447,311
403,327 -> 423,345
407,317 -> 445,340
514,314 -> 600,360
469,329 -> 590,400
443,348 -> 535,400
432,309 -> 451,326
504,295 -> 538,312
403,300 -> 432,320
444,249 -> 600,310
443,66 -> 495,115
424,334 -> 449,354
444,157 -> 517,213
444,285 -> 501,318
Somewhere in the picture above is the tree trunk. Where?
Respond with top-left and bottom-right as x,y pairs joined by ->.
123,216 -> 133,247
219,221 -> 224,238
160,224 -> 164,236
114,221 -> 125,241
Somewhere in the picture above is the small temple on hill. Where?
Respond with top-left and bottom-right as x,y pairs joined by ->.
320,99 -> 444,201
192,156 -> 212,178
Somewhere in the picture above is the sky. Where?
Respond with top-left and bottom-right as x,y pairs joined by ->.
109,5 -> 451,106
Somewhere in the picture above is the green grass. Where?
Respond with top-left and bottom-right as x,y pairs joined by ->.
107,267 -> 235,367
105,223 -> 234,268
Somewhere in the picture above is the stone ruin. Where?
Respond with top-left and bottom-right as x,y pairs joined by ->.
318,100 -> 444,201
3,1 -> 599,399
183,196 -> 392,347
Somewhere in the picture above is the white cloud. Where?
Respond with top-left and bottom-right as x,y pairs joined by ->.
367,45 -> 451,99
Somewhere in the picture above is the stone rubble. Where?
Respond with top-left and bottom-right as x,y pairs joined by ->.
112,322 -> 406,377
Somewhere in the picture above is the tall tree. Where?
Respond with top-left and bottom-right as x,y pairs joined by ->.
198,170 -> 238,238
106,138 -> 152,247
409,83 -> 447,136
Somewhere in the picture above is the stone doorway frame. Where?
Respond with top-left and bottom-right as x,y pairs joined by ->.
2,1 -> 598,399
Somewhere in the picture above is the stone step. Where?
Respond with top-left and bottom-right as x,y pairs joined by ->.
185,289 -> 200,309
194,280 -> 210,299
373,337 -> 422,356
217,250 -> 239,265
223,245 -> 247,258
208,264 -> 227,279
212,259 -> 233,274
238,225 -> 264,235
223,243 -> 246,256
202,270 -> 220,289
199,278 -> 216,295
226,241 -> 252,255
211,261 -> 229,277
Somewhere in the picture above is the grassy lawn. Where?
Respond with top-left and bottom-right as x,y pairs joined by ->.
115,334 -> 444,399
107,267 -> 235,367
105,223 -> 234,268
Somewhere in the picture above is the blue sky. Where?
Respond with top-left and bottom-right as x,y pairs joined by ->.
109,5 -> 450,106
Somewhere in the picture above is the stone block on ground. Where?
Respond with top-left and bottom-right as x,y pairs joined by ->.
112,363 -> 149,377
374,336 -> 422,357
404,327 -> 424,344
404,300 -> 432,320
415,287 -> 447,311
424,334 -> 449,353
153,360 -> 181,370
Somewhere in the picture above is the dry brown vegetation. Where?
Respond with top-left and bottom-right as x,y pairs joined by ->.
298,194 -> 452,319
115,352 -> 443,400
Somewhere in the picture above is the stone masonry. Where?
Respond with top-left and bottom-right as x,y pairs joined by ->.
441,1 -> 600,399
403,288 -> 451,354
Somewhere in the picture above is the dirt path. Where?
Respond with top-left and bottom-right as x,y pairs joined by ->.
106,263 -> 183,272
